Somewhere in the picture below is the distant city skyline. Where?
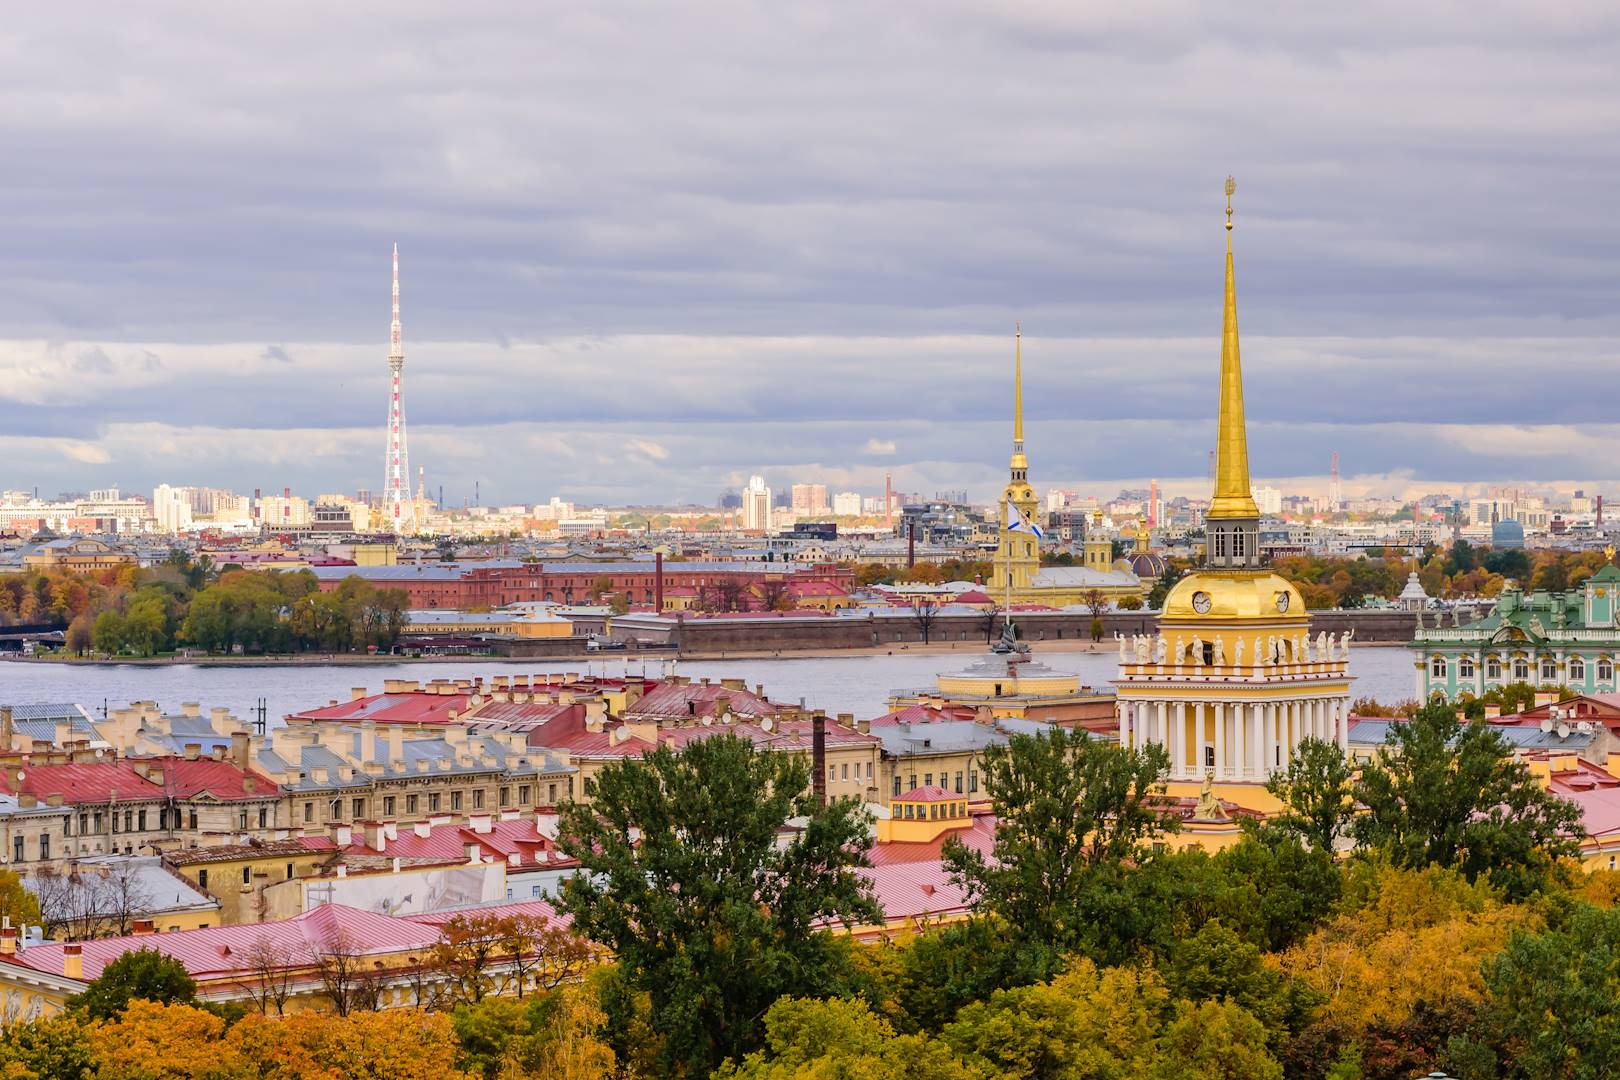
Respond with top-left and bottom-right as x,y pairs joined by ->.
2,7 -> 1619,503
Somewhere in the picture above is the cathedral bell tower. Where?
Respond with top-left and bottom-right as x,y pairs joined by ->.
993,326 -> 1041,598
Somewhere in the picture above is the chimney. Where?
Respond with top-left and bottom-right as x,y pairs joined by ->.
351,687 -> 367,702
1535,691 -> 1557,707
464,842 -> 481,863
1,706 -> 12,751
62,943 -> 83,981
183,743 -> 201,761
467,813 -> 493,835
0,925 -> 15,956
1483,704 -> 1501,720
412,820 -> 431,838
332,823 -> 352,847
230,731 -> 251,771
812,713 -> 827,808
362,822 -> 386,852
132,919 -> 156,936
655,550 -> 665,611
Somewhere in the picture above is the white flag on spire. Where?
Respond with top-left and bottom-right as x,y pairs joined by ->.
1006,499 -> 1044,539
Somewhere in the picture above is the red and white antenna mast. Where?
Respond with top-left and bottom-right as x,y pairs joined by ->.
384,244 -> 413,534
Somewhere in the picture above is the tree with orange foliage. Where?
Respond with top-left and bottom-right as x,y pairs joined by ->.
85,1000 -> 230,1080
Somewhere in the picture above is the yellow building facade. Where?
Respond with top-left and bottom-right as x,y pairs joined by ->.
1115,180 -> 1351,812
986,331 -> 1146,607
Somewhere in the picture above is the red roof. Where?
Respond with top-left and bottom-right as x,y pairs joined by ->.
624,681 -> 780,721
867,703 -> 979,727
6,904 -> 445,982
286,690 -> 471,725
344,817 -> 578,869
895,785 -> 962,803
144,758 -> 279,802
954,590 -> 993,604
3,761 -> 159,804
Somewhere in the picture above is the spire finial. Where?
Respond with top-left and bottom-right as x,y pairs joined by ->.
1208,178 -> 1259,521
1013,323 -> 1024,451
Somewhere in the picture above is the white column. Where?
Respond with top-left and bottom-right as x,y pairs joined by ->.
1237,705 -> 1250,780
1337,697 -> 1350,754
1213,702 -> 1226,780
1157,700 -> 1168,760
1120,702 -> 1132,751
1255,702 -> 1267,778
1179,702 -> 1192,777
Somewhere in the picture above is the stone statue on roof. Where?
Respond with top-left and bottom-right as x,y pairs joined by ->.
1195,770 -> 1226,820
1214,635 -> 1226,666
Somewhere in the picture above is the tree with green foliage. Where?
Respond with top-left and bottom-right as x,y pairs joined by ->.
943,728 -> 1177,970
1146,567 -> 1180,610
555,734 -> 880,1078
1262,736 -> 1357,854
719,996 -> 982,1080
1352,700 -> 1583,899
1457,903 -> 1620,1079
69,948 -> 197,1020
1152,999 -> 1284,1080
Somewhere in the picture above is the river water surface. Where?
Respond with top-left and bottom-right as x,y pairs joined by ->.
0,646 -> 1416,726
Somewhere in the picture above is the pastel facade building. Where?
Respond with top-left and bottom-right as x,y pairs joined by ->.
1412,561 -> 1620,701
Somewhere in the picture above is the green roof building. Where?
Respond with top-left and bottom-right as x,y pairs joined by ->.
1412,562 -> 1620,701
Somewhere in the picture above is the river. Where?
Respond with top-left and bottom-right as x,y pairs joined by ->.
0,645 -> 1416,726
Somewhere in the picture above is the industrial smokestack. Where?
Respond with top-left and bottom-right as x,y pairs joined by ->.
655,551 -> 665,612
907,520 -> 916,569
1599,495 -> 1605,528
812,712 -> 827,808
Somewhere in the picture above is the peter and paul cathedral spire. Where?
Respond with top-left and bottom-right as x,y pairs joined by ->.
1205,177 -> 1262,570
995,324 -> 1040,596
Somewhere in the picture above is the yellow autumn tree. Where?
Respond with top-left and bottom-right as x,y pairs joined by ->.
86,1001 -> 239,1080
1276,862 -> 1535,1031
225,1009 -> 471,1079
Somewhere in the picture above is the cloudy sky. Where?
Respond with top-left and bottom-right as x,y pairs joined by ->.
2,2 -> 1619,508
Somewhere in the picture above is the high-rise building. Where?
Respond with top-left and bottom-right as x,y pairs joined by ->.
1253,485 -> 1283,515
742,475 -> 772,532
832,491 -> 862,516
790,483 -> 829,517
383,245 -> 414,535
152,485 -> 193,534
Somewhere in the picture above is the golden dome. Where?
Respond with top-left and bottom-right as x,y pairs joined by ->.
1162,571 -> 1308,623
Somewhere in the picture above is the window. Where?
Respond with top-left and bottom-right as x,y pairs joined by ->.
198,869 -> 208,890
1205,746 -> 1215,767
124,810 -> 134,833
1541,659 -> 1558,682
907,775 -> 916,791
1459,657 -> 1475,678
382,796 -> 395,817
1213,530 -> 1226,558
64,815 -> 72,837
969,769 -> 978,793
78,813 -> 88,834
303,802 -> 313,823
544,784 -> 554,805
238,810 -> 248,830
1431,656 -> 1447,678
331,799 -> 343,820
954,771 -> 963,793
285,863 -> 294,879
137,810 -> 147,831
1513,658 -> 1530,681
1486,657 -> 1502,680
407,794 -> 419,815
1571,658 -> 1586,682
531,885 -> 541,898
1234,532 -> 1246,557
242,867 -> 252,885
1600,660 -> 1615,682
450,792 -> 463,812
841,764 -> 849,781
352,798 -> 365,819
498,787 -> 509,807
923,773 -> 933,788
93,812 -> 102,832
892,775 -> 901,797
519,784 -> 531,805
38,835 -> 48,861
429,793 -> 441,813
866,762 -> 873,780
473,789 -> 485,809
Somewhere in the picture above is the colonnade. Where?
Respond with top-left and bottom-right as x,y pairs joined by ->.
1119,696 -> 1350,782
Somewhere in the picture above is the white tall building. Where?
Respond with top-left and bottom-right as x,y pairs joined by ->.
1253,485 -> 1283,515
152,485 -> 194,534
742,475 -> 772,531
832,491 -> 863,516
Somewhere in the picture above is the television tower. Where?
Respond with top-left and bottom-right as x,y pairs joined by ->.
1328,450 -> 1341,510
383,244 -> 413,534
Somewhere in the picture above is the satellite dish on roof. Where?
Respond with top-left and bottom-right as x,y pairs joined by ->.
1557,722 -> 1570,739
761,718 -> 774,732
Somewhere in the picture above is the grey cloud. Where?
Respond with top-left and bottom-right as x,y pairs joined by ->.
0,3 -> 1617,501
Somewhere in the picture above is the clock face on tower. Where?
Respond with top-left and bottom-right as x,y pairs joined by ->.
1192,591 -> 1212,614
1275,591 -> 1290,613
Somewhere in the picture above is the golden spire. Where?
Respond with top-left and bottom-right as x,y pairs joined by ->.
1011,323 -> 1027,469
1208,176 -> 1260,520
